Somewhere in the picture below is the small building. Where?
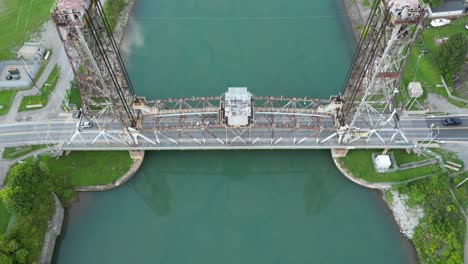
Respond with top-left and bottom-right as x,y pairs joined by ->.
408,82 -> 423,98
18,42 -> 44,61
375,155 -> 392,170
223,87 -> 252,127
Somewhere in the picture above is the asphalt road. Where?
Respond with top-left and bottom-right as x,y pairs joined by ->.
0,115 -> 467,150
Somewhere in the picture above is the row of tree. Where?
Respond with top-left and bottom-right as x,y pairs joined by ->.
0,160 -> 74,263
435,33 -> 468,78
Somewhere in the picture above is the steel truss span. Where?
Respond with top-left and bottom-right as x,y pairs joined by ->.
50,0 -> 427,150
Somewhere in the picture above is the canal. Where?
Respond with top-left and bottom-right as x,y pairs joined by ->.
53,0 -> 417,263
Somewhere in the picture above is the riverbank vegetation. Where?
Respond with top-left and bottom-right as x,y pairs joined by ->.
103,0 -> 127,32
2,145 -> 47,160
0,202 -> 11,234
39,151 -> 133,187
0,0 -> 55,60
19,65 -> 60,112
340,147 -> 468,263
395,174 -> 465,263
339,149 -> 440,182
0,160 -> 74,263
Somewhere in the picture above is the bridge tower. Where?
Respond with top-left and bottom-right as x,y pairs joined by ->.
339,0 -> 426,144
52,0 -> 139,145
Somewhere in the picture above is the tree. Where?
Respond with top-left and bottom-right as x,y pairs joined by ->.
0,161 -> 51,216
15,249 -> 28,264
435,33 -> 468,77
0,254 -> 12,264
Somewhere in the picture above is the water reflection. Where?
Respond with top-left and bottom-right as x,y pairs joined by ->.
131,171 -> 172,216
130,151 -> 345,217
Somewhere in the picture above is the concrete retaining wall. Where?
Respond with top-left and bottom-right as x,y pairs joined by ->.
39,193 -> 64,264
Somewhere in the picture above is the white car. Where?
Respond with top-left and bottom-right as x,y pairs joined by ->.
80,121 -> 92,129
430,19 -> 451,27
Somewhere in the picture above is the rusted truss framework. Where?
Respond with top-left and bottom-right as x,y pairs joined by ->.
52,0 -> 137,144
339,0 -> 425,144
114,95 -> 337,146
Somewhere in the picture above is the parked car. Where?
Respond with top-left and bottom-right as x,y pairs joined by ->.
80,121 -> 92,129
442,118 -> 462,126
73,109 -> 82,119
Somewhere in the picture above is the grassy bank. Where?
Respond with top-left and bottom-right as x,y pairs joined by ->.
0,0 -> 55,60
0,90 -> 17,116
340,147 -> 468,263
18,65 -> 60,112
339,149 -> 440,182
103,0 -> 127,32
39,151 -> 133,187
2,145 -> 47,160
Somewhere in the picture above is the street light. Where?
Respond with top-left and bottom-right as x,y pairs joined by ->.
423,123 -> 439,149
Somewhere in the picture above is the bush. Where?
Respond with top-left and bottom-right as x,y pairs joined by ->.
396,175 -> 465,264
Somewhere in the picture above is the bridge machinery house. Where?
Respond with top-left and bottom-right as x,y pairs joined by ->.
222,87 -> 253,127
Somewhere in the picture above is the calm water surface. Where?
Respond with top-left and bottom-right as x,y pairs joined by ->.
53,0 -> 417,263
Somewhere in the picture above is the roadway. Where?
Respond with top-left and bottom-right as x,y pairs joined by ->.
0,115 -> 467,150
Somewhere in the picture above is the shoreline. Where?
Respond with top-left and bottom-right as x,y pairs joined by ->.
331,150 -> 421,258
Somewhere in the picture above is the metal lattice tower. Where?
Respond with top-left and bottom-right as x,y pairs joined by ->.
52,0 -> 138,144
339,0 -> 425,144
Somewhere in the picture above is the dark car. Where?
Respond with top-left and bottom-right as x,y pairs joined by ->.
442,118 -> 462,126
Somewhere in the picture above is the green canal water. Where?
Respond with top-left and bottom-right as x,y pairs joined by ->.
53,0 -> 418,263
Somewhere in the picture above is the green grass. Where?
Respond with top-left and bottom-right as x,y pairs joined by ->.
0,90 -> 17,116
339,149 -> 440,183
68,81 -> 82,108
399,41 -> 445,107
0,0 -> 55,60
421,17 -> 468,56
39,151 -> 133,187
398,17 -> 468,107
0,201 -> 11,234
2,145 -> 47,160
103,0 -> 126,32
31,49 -> 52,85
452,171 -> 468,208
18,65 -> 59,112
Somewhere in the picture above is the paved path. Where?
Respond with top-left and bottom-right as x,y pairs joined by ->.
0,21 -> 73,124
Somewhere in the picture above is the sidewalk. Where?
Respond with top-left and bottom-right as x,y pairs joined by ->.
0,21 -> 73,124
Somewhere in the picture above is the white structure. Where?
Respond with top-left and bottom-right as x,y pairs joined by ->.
375,155 -> 392,170
430,18 -> 451,27
224,87 -> 252,127
408,82 -> 423,98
